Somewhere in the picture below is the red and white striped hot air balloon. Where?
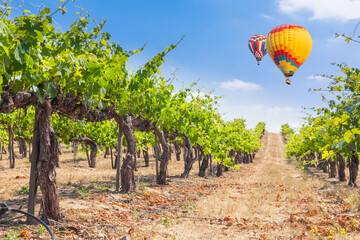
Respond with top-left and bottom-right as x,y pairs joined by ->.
248,34 -> 267,65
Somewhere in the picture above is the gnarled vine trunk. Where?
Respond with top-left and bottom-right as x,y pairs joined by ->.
137,148 -> 141,158
27,99 -> 61,223
249,152 -> 253,163
154,128 -> 170,184
199,153 -> 209,177
143,143 -> 149,167
337,154 -> 346,182
194,147 -> 198,168
153,143 -> 161,158
115,114 -> 137,193
329,159 -> 337,178
322,161 -> 329,173
18,137 -> 27,158
348,151 -> 359,187
74,137 -> 98,168
197,146 -> 203,171
216,163 -> 224,177
234,151 -> 240,164
173,140 -> 181,161
181,136 -> 195,178
243,152 -> 250,164
104,147 -> 110,158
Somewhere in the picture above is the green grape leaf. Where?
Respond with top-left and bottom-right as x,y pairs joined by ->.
36,88 -> 45,103
46,81 -> 58,98
14,44 -> 26,65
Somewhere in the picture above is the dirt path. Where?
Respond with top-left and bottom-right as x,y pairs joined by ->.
148,133 -> 360,239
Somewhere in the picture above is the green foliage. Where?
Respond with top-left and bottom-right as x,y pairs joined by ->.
92,184 -> 108,190
0,107 -> 34,145
335,33 -> 360,44
51,115 -> 118,151
140,182 -> 148,193
183,201 -> 196,210
160,217 -> 173,227
125,192 -> 136,202
15,185 -> 29,195
3,230 -> 21,240
281,123 -> 294,136
135,131 -> 153,151
77,187 -> 91,199
36,224 -> 46,236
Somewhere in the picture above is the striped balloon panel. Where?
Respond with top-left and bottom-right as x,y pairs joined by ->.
266,24 -> 312,77
248,34 -> 267,62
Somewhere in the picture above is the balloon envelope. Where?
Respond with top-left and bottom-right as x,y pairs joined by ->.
266,24 -> 312,84
248,34 -> 267,65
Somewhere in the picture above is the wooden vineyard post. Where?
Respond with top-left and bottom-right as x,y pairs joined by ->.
155,134 -> 159,181
116,127 -> 123,192
183,141 -> 187,170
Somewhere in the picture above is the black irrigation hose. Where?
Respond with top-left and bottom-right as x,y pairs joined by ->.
0,203 -> 55,240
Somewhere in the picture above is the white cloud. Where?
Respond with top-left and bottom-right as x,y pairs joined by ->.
307,75 -> 329,81
260,14 -> 274,20
326,36 -> 344,44
277,0 -> 360,21
267,106 -> 294,115
220,79 -> 261,91
324,36 -> 346,48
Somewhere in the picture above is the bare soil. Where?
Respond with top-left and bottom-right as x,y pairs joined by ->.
1,133 -> 360,239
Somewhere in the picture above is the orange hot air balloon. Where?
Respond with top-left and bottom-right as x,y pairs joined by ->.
266,24 -> 312,85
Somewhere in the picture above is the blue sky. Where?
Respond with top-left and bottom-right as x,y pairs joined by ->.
20,0 -> 360,132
